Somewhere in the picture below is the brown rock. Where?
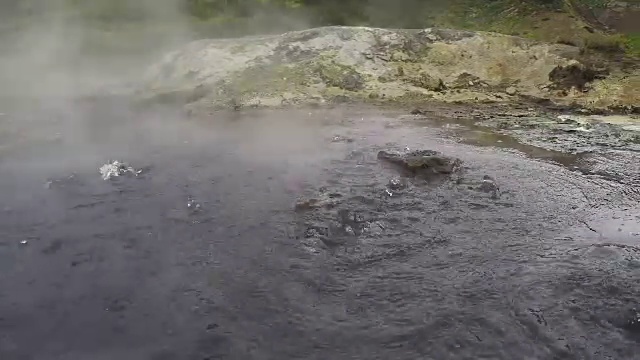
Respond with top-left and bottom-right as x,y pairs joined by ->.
377,150 -> 461,178
548,61 -> 608,91
407,72 -> 446,92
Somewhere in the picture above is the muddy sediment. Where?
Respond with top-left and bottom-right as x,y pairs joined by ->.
1,100 -> 640,359
407,100 -> 640,153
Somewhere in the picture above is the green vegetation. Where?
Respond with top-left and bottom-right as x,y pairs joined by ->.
626,34 -> 640,57
1,0 -> 637,57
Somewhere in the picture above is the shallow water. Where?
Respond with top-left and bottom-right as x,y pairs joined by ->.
0,103 -> 639,360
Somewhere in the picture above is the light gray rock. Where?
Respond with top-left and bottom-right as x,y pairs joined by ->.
135,26 -> 630,111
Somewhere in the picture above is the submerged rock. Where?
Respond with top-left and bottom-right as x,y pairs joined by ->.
99,161 -> 141,180
623,309 -> 640,334
387,177 -> 407,190
478,175 -> 500,199
294,192 -> 343,211
377,150 -> 461,177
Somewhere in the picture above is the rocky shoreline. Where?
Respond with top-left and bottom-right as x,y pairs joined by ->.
137,26 -> 639,115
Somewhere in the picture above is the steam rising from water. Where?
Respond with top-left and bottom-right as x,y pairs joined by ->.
0,0 -> 314,100
0,0 -> 305,182
0,0 -> 193,99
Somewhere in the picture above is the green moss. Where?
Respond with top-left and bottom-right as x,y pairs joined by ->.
582,32 -> 626,53
390,51 -> 411,62
434,0 -> 528,33
221,51 -> 372,105
625,34 -> 640,58
311,58 -> 365,91
433,0 -> 629,56
430,0 -> 640,56
230,62 -> 311,97
315,61 -> 347,84
321,86 -> 348,97
574,0 -> 611,9
406,72 -> 445,91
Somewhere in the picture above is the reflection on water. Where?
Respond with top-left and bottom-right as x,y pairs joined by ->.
0,104 -> 639,359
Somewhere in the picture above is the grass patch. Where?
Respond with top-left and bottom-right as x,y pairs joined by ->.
582,32 -> 627,52
434,0 -> 571,41
624,33 -> 640,57
433,0 -> 636,57
573,0 -> 611,9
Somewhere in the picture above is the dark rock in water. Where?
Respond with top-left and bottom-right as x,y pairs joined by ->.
99,161 -> 141,180
331,135 -> 354,143
623,309 -> 640,334
478,175 -> 500,199
295,197 -> 337,211
387,177 -> 407,190
294,191 -> 343,211
319,236 -> 348,247
377,150 -> 461,177
187,198 -> 202,213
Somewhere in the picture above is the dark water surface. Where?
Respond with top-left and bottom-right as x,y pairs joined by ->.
0,102 -> 639,359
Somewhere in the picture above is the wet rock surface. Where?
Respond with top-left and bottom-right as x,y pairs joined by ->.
98,160 -> 141,180
478,175 -> 500,199
377,149 -> 461,178
475,112 -> 640,153
1,102 -> 639,359
409,104 -> 640,200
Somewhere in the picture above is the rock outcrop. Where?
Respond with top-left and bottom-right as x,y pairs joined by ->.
137,26 -> 639,112
548,60 -> 609,92
377,150 -> 461,178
